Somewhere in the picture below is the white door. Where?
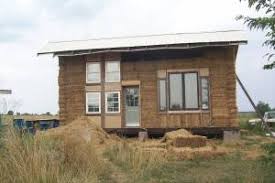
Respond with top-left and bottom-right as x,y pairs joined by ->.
124,87 -> 139,127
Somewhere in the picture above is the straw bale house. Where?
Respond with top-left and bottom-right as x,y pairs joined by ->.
38,30 -> 247,136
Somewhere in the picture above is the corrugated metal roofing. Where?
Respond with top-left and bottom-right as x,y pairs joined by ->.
38,30 -> 247,55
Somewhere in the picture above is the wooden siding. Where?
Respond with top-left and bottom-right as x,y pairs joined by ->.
58,46 -> 238,129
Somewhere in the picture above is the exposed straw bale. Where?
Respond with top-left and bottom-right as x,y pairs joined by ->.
38,116 -> 119,148
162,129 -> 207,148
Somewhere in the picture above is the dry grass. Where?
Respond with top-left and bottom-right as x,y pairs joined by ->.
1,115 -> 275,182
104,141 -> 167,182
0,127 -> 112,183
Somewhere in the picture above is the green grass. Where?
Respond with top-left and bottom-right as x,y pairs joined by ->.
239,112 -> 266,135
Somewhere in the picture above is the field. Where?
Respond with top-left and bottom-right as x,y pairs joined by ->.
0,113 -> 275,183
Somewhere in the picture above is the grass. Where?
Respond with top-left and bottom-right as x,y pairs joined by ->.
0,128 -> 113,183
104,141 -> 166,182
0,113 -> 275,182
104,144 -> 275,183
239,112 -> 266,135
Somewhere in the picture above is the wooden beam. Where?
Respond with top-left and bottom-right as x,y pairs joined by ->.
236,74 -> 274,137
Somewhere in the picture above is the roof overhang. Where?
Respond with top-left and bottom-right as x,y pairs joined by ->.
37,30 -> 248,57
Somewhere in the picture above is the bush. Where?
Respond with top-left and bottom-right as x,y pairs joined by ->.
240,121 -> 266,136
256,101 -> 271,116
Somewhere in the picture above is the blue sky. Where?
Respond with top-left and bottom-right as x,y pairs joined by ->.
0,0 -> 274,113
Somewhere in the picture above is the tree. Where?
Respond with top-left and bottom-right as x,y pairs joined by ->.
237,0 -> 275,69
256,101 -> 271,116
7,110 -> 14,115
45,112 -> 51,116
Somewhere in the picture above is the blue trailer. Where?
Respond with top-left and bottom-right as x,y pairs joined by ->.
13,118 -> 60,134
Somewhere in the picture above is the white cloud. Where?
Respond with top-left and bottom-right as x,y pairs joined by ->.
0,0 -> 274,113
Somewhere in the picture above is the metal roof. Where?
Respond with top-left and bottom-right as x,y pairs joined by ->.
38,30 -> 247,56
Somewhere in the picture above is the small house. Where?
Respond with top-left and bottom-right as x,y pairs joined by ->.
38,30 -> 247,136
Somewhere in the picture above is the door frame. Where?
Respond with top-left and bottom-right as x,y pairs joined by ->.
122,85 -> 141,128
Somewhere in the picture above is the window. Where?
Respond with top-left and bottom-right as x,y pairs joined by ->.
105,92 -> 120,113
105,61 -> 120,82
158,80 -> 167,111
168,72 -> 199,110
184,73 -> 199,109
201,77 -> 209,110
169,73 -> 183,110
86,92 -> 101,114
86,62 -> 100,83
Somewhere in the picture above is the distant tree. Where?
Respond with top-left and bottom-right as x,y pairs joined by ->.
7,110 -> 14,115
237,0 -> 275,69
45,112 -> 51,116
256,101 -> 271,116
16,112 -> 20,116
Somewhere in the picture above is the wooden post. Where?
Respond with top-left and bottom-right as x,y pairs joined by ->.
236,75 -> 274,137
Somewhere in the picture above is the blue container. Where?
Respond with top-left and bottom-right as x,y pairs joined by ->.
25,121 -> 34,128
13,119 -> 25,129
53,120 -> 59,128
39,121 -> 51,130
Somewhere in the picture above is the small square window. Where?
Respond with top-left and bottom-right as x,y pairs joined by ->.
86,62 -> 101,83
105,61 -> 120,82
86,92 -> 101,114
105,92 -> 120,113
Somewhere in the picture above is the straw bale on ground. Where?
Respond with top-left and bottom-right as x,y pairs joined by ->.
162,129 -> 207,148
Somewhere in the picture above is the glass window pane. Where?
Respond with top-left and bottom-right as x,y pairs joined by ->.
87,92 -> 100,113
201,78 -> 209,109
106,72 -> 120,82
184,73 -> 198,109
88,63 -> 100,72
106,92 -> 120,112
87,73 -> 100,82
106,62 -> 120,82
106,62 -> 120,72
87,63 -> 100,83
169,74 -> 183,110
159,80 -> 166,111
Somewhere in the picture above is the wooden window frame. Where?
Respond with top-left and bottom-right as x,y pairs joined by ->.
105,91 -> 121,114
168,71 -> 200,111
86,62 -> 101,84
105,61 -> 121,83
86,92 -> 101,114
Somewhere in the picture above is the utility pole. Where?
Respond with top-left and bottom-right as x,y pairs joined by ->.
0,89 -> 12,125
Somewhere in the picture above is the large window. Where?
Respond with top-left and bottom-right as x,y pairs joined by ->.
201,77 -> 210,110
86,62 -> 101,83
184,73 -> 199,109
105,92 -> 120,113
158,80 -> 167,111
86,92 -> 101,114
105,61 -> 120,82
169,74 -> 183,110
168,72 -> 199,110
